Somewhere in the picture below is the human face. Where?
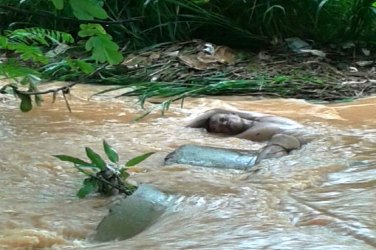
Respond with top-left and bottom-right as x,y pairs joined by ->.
207,113 -> 245,134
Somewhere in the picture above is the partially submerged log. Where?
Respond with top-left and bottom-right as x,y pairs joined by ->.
165,144 -> 257,170
94,184 -> 171,242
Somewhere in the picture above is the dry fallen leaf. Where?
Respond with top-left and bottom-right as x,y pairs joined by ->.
178,54 -> 216,70
197,45 -> 236,65
214,46 -> 236,64
355,61 -> 373,67
258,51 -> 271,61
148,52 -> 161,61
300,49 -> 326,58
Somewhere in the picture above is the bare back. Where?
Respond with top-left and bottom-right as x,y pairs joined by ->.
187,108 -> 303,142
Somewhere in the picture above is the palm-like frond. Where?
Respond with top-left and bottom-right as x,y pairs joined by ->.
7,27 -> 74,46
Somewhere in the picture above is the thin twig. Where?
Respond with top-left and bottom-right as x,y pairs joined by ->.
62,92 -> 71,112
74,165 -> 133,195
15,81 -> 77,95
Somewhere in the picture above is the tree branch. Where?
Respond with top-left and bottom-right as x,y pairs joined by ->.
14,81 -> 77,95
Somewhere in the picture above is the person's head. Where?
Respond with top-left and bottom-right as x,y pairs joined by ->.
205,113 -> 247,135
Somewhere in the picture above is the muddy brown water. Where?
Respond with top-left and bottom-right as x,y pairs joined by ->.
1,83 -> 376,249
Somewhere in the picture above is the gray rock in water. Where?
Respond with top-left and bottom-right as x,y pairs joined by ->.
94,184 -> 171,242
165,144 -> 257,170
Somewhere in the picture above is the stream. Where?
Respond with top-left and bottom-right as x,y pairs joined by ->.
1,84 -> 376,249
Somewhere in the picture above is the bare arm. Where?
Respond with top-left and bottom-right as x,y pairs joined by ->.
255,134 -> 302,163
233,110 -> 303,127
228,110 -> 267,120
234,122 -> 285,142
186,109 -> 235,128
186,109 -> 218,128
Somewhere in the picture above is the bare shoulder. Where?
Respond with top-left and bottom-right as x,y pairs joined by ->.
203,108 -> 273,121
234,119 -> 304,142
255,116 -> 303,127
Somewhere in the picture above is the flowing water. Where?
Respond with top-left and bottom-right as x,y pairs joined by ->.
1,83 -> 376,249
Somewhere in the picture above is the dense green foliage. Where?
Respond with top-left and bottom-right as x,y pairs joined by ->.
54,140 -> 154,198
0,0 -> 375,111
3,0 -> 375,46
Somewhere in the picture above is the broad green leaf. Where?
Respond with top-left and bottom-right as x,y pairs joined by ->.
8,43 -> 48,64
78,23 -> 106,37
53,154 -> 91,166
85,35 -> 123,65
69,0 -> 108,20
61,33 -> 74,43
85,147 -> 106,170
77,178 -> 97,198
67,59 -> 94,74
17,93 -> 33,112
125,152 -> 155,167
75,60 -> 94,74
51,0 -> 64,10
119,169 -> 130,179
103,140 -> 119,163
0,36 -> 8,48
0,61 -> 41,78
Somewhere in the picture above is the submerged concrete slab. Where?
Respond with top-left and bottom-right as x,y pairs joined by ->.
165,144 -> 257,170
94,184 -> 171,242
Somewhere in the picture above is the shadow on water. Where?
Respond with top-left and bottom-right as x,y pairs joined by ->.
1,85 -> 376,249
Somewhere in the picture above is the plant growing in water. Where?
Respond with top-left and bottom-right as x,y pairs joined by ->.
54,140 -> 154,198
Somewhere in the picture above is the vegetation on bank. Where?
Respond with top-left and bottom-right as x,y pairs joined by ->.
0,0 -> 375,112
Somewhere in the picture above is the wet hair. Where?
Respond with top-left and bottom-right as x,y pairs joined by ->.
205,116 -> 214,132
205,113 -> 249,134
204,113 -> 234,133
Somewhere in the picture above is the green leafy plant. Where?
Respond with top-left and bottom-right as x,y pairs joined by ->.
50,0 -> 109,20
0,27 -> 76,111
78,23 -> 123,65
69,0 -> 108,20
53,140 -> 154,198
6,27 -> 74,46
